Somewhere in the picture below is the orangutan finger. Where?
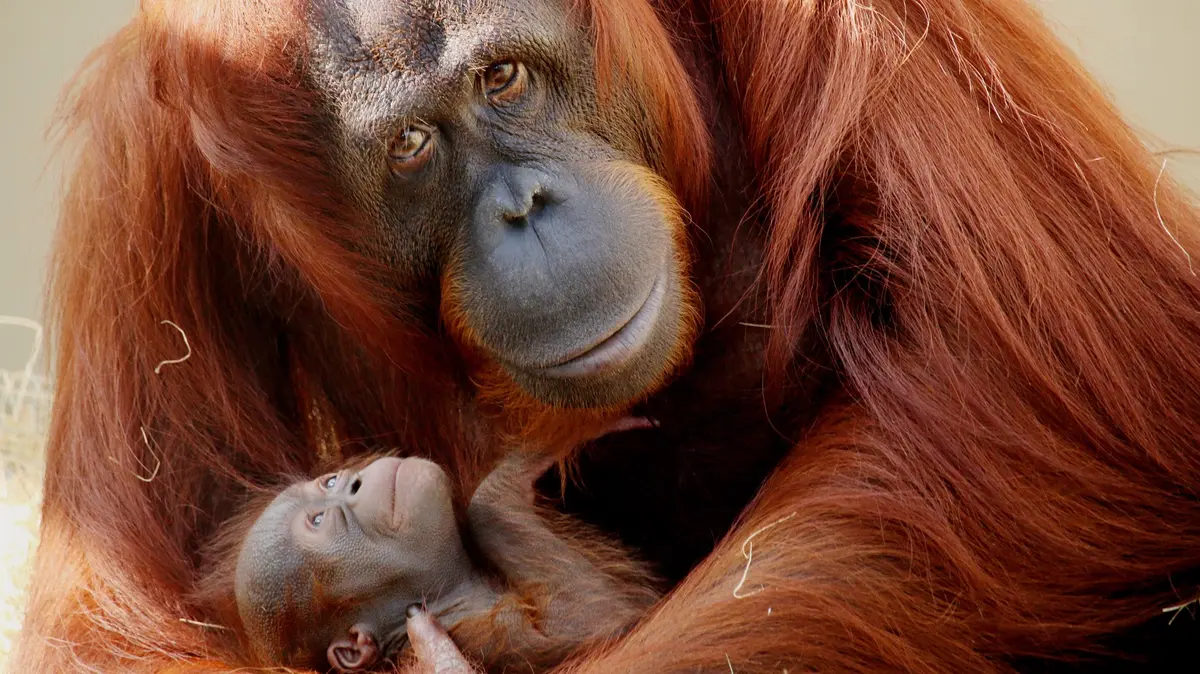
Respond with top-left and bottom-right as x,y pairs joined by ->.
406,605 -> 479,674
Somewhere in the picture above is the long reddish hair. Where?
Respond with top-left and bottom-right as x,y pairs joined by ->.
573,0 -> 1200,670
16,0 -> 1200,672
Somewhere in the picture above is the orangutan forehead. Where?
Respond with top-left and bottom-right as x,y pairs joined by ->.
238,491 -> 307,588
235,489 -> 321,604
309,0 -> 570,74
234,490 -> 318,660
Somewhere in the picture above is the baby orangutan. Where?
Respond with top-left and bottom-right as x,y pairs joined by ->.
215,448 -> 660,673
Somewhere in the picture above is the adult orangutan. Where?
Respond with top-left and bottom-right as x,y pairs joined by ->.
15,0 -> 1200,672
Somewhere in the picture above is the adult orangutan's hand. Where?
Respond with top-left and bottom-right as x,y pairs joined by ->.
405,607 -> 481,674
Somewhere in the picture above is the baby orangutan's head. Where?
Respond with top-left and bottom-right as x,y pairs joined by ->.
230,457 -> 472,671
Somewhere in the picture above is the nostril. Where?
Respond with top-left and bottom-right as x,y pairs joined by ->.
500,193 -> 542,227
529,191 -> 546,215
349,477 -> 362,495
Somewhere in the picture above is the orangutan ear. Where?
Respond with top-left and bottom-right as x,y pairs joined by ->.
327,623 -> 380,672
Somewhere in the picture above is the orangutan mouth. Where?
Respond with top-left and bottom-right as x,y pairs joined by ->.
539,271 -> 667,379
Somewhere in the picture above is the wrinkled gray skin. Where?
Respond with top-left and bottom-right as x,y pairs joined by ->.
307,0 -> 688,407
235,457 -> 476,670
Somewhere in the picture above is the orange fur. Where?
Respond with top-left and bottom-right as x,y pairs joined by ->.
15,0 -> 1200,672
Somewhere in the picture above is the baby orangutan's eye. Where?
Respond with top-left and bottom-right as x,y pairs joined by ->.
322,474 -> 337,490
310,511 -> 325,528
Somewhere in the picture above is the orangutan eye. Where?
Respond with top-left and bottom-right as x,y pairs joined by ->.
481,60 -> 527,105
310,511 -> 325,528
388,126 -> 434,172
322,474 -> 337,490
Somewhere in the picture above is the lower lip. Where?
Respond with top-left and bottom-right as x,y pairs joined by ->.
540,272 -> 667,379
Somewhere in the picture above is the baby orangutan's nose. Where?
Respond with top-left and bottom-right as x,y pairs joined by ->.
350,458 -> 404,505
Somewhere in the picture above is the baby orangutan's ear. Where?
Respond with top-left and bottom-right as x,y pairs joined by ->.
327,623 -> 380,672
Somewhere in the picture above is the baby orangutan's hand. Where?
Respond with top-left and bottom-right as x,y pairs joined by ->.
405,606 -> 480,674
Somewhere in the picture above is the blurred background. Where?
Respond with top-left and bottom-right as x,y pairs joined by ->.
0,0 -> 1197,667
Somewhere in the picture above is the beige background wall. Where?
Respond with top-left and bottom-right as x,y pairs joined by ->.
0,0 -> 1197,370
0,0 -> 137,370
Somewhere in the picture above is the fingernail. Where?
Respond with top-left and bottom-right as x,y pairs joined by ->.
406,604 -> 422,619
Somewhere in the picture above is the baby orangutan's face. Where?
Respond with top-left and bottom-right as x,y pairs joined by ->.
235,457 -> 470,671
